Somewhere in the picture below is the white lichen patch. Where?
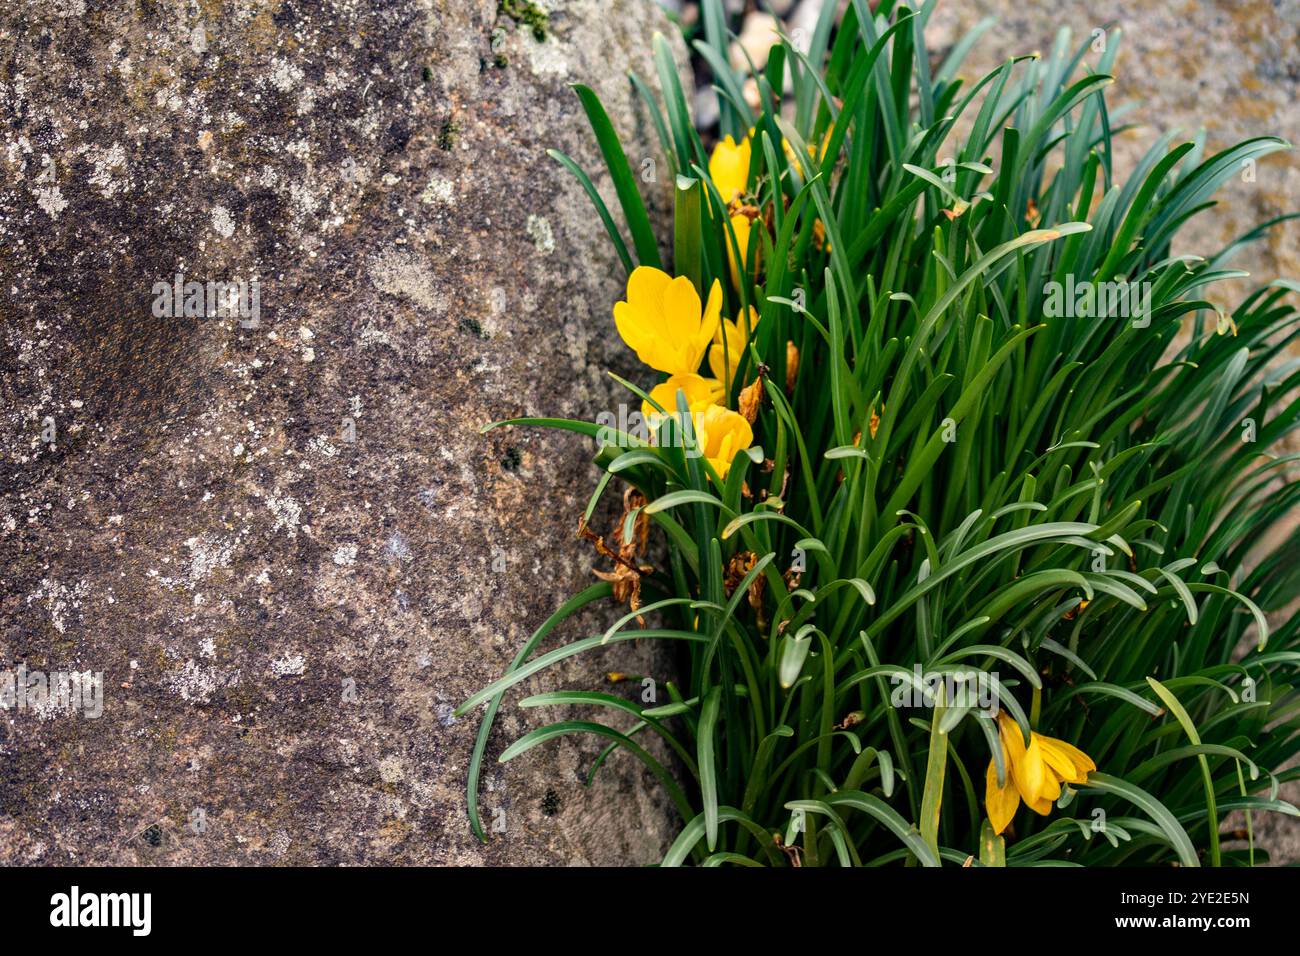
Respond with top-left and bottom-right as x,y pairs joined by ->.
184,533 -> 234,581
35,185 -> 68,219
86,143 -> 126,198
266,493 -> 302,536
307,435 -> 337,458
288,180 -> 320,221
268,58 -> 305,93
165,659 -> 237,704
270,653 -> 305,677
26,578 -> 88,634
332,543 -> 358,566
211,205 -> 235,238
384,532 -> 412,563
358,325 -> 393,349
526,213 -> 555,254
420,175 -> 455,205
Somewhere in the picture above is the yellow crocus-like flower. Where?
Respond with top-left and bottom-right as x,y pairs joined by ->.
985,711 -> 1095,835
642,373 -> 724,423
783,123 -> 834,178
709,134 -> 752,205
696,403 -> 753,478
709,306 -> 760,392
727,212 -> 759,291
614,267 -> 723,377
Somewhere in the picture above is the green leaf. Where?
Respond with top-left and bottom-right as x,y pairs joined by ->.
572,84 -> 662,269
699,686 -> 723,852
1081,772 -> 1200,867
1145,677 -> 1220,866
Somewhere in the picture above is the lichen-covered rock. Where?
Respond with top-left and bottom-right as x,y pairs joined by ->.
0,0 -> 687,864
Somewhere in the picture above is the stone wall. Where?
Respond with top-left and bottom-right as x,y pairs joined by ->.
0,0 -> 686,865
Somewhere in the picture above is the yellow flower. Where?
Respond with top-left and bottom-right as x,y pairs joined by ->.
709,306 -> 760,392
614,267 -> 723,377
696,403 -> 753,478
727,212 -> 759,290
985,711 -> 1095,835
783,123 -> 834,178
812,218 -> 832,253
642,373 -> 724,423
709,134 -> 752,205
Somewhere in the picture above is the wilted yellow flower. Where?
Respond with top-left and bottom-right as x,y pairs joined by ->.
696,403 -> 753,478
709,134 -> 751,205
642,373 -> 724,423
614,267 -> 723,377
985,711 -> 1095,835
738,376 -> 764,424
709,306 -> 759,392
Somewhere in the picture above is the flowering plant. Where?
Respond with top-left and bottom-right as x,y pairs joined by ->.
460,0 -> 1300,866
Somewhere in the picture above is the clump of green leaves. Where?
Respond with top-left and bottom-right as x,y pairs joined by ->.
461,0 -> 1300,866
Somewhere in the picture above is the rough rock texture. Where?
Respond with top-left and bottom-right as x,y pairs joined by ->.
926,0 -> 1300,865
0,0 -> 687,864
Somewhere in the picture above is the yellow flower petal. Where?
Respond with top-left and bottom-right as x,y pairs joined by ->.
709,306 -> 760,391
1019,735 -> 1056,803
662,275 -> 703,348
696,404 -> 753,478
615,302 -> 676,373
985,759 -> 1020,835
727,213 -> 757,291
708,134 -> 751,205
997,712 -> 1042,805
697,280 -> 724,362
613,267 -> 719,376
1030,737 -> 1062,802
1037,735 -> 1096,785
997,712 -> 1028,761
782,123 -> 834,178
1026,795 -> 1055,816
994,711 -> 1092,824
626,264 -> 671,311
642,374 -> 724,423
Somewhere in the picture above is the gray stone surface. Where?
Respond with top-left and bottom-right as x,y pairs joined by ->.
0,0 -> 685,864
